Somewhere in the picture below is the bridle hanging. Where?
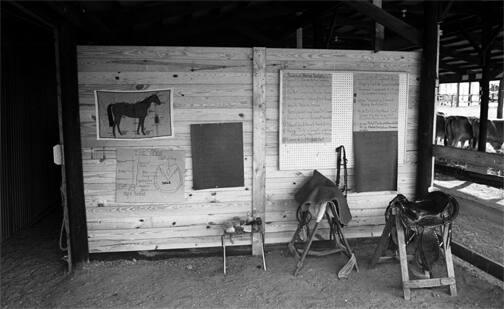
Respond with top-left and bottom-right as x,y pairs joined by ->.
336,145 -> 348,198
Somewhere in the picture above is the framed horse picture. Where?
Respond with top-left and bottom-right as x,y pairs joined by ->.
94,88 -> 174,140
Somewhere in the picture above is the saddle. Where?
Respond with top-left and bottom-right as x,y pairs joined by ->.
389,191 -> 459,228
385,191 -> 459,272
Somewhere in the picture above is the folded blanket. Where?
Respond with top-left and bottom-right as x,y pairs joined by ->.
294,170 -> 352,225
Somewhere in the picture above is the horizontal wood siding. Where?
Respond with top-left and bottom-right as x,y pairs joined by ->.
79,46 -> 420,253
264,48 -> 420,244
78,46 -> 253,252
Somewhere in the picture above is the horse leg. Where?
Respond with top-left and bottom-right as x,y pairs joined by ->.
140,117 -> 146,135
136,118 -> 144,135
116,117 -> 123,135
136,117 -> 146,135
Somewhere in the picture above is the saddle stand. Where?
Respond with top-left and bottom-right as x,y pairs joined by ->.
288,200 -> 358,278
370,193 -> 458,300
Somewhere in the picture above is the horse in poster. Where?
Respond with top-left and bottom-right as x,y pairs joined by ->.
107,94 -> 162,137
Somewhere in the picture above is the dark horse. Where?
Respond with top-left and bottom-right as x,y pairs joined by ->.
107,94 -> 162,137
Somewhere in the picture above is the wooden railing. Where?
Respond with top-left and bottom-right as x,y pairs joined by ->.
433,145 -> 503,188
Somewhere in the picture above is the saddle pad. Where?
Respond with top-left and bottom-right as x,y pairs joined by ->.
295,170 -> 352,225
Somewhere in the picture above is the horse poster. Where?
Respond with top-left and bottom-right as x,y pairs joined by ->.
94,89 -> 173,140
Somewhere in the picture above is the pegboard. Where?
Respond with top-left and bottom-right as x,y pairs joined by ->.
279,70 -> 408,171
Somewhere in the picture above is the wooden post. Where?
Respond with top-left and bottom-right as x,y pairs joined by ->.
416,1 -> 439,199
395,209 -> 411,300
373,0 -> 384,52
478,22 -> 491,152
498,75 -> 503,119
468,81 -> 472,106
58,23 -> 89,266
455,82 -> 460,107
296,12 -> 303,48
252,47 -> 266,256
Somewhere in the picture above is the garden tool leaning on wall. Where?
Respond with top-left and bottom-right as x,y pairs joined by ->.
288,146 -> 358,278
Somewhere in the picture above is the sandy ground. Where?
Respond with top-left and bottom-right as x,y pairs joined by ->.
1,209 -> 503,309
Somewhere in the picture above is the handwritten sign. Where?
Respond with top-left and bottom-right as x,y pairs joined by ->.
353,73 -> 399,131
116,148 -> 185,203
281,72 -> 332,143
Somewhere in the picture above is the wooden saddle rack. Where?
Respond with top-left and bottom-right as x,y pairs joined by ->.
288,147 -> 359,278
370,191 -> 459,300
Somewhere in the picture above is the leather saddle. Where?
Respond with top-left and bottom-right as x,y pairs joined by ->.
385,191 -> 460,272
389,191 -> 459,228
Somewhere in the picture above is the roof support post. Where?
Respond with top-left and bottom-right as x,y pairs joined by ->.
477,21 -> 491,152
497,74 -> 503,119
372,0 -> 384,52
416,1 -> 440,199
58,22 -> 89,266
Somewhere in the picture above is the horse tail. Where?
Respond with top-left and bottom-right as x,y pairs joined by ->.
107,104 -> 114,127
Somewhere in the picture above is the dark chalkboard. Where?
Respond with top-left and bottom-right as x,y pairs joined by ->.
191,122 -> 244,190
353,131 -> 397,192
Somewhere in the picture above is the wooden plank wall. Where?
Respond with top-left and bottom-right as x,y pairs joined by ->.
78,46 -> 421,253
263,48 -> 421,244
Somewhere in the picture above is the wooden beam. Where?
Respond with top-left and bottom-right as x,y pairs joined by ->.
345,0 -> 421,46
252,47 -> 266,256
58,23 -> 89,266
439,0 -> 454,21
457,23 -> 482,54
440,46 -> 479,67
433,146 -> 503,172
498,74 -> 503,119
435,163 -> 503,189
373,0 -> 384,52
478,22 -> 492,151
416,1 -> 439,199
483,25 -> 504,53
325,12 -> 338,48
451,241 -> 504,281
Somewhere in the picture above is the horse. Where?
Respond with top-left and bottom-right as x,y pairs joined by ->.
470,118 -> 504,152
107,94 -> 162,137
445,115 -> 476,148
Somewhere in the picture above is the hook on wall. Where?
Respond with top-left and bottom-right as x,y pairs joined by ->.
99,146 -> 106,162
91,147 -> 107,162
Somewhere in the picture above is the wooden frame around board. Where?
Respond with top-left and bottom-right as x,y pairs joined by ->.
94,88 -> 174,140
278,69 -> 409,172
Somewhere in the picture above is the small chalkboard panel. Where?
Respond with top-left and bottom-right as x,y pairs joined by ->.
191,122 -> 244,190
353,131 -> 397,192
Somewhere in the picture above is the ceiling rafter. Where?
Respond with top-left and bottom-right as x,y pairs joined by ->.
344,0 -> 421,46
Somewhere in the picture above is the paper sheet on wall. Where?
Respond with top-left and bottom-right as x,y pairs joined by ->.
116,148 -> 185,203
281,72 -> 332,143
353,73 -> 399,132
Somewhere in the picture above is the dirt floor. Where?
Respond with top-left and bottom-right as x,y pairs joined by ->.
1,209 -> 503,309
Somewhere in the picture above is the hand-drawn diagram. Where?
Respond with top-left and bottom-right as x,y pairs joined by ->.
116,148 -> 185,203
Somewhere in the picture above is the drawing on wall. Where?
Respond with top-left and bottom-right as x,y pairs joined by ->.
95,89 -> 173,140
116,148 -> 185,203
